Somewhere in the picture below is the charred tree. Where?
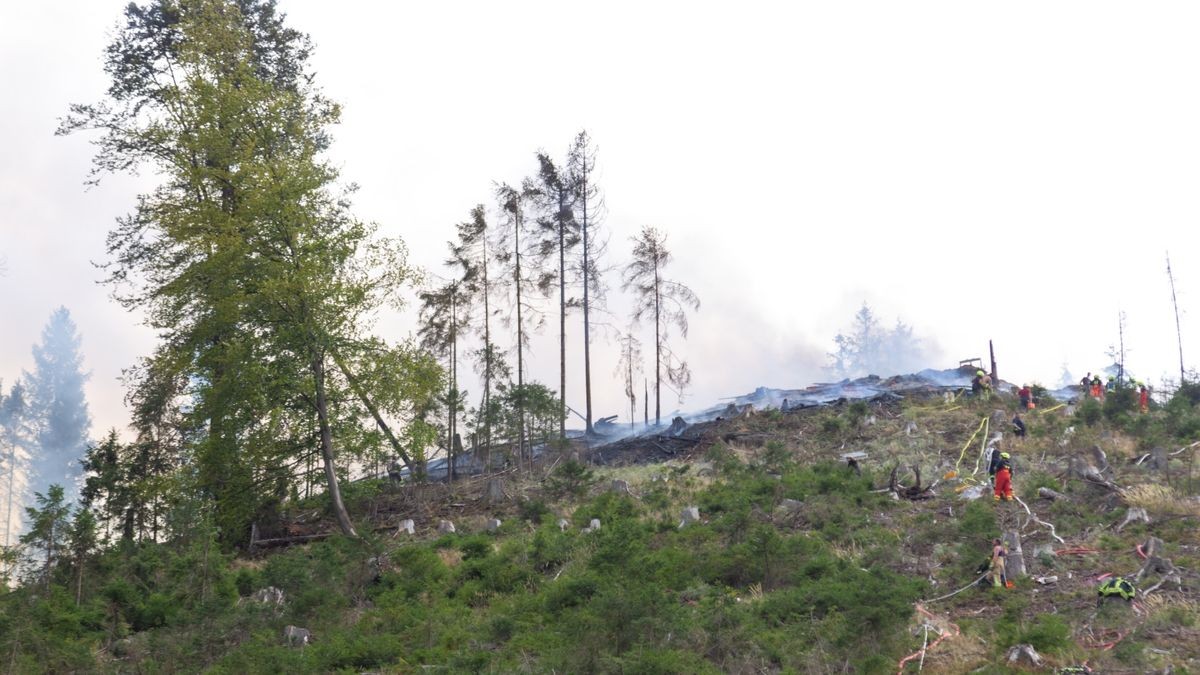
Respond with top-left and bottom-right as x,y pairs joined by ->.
622,227 -> 699,426
568,131 -> 607,436
532,154 -> 579,441
1167,252 -> 1186,384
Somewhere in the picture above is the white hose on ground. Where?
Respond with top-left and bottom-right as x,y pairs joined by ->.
1013,494 -> 1066,544
922,573 -> 989,604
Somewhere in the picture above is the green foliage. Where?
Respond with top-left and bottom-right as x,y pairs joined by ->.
704,443 -> 740,473
517,497 -> 551,524
845,401 -> 869,428
1020,471 -> 1061,501
1076,398 -> 1103,426
546,458 -> 597,498
760,440 -> 791,470
820,414 -> 847,436
1103,386 -> 1138,424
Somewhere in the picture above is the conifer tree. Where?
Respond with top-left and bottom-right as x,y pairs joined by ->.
621,227 -> 699,426
23,307 -> 91,505
532,154 -> 580,439
494,182 -> 542,464
568,131 -> 607,436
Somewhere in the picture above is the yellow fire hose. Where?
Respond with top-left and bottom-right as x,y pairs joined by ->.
944,416 -> 988,481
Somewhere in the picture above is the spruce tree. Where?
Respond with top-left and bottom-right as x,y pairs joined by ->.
621,227 -> 699,426
24,307 -> 91,505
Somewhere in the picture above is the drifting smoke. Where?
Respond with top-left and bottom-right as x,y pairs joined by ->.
827,302 -> 940,380
1,307 -> 91,545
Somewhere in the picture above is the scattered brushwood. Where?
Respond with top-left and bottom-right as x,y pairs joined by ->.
886,464 -> 937,500
1123,483 -> 1200,520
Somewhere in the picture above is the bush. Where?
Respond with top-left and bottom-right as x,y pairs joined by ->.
1020,614 -> 1071,653
545,574 -> 600,612
705,443 -> 740,473
234,567 -> 263,597
517,497 -> 550,524
1076,398 -> 1102,426
1104,386 -> 1138,422
546,459 -> 596,498
845,401 -> 869,427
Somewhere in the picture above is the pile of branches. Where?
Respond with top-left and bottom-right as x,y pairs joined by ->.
886,464 -> 937,500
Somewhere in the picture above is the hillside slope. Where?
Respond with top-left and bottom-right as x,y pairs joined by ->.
4,380 -> 1199,673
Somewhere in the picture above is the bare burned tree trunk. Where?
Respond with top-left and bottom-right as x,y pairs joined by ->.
558,192 -> 567,440
1168,253 -> 1185,384
654,266 -> 661,426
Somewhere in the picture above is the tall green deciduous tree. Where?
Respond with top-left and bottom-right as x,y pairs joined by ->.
621,227 -> 699,426
62,0 -> 423,542
532,154 -> 579,439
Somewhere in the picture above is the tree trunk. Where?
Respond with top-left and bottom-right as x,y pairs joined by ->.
628,349 -> 635,431
1167,253 -> 1185,384
449,291 -> 458,482
558,192 -> 567,440
311,354 -> 358,538
482,248 -> 492,470
3,441 -> 15,550
514,210 -> 527,468
644,379 -> 649,427
330,351 -> 417,473
75,555 -> 84,606
654,265 -> 661,426
581,181 -> 594,436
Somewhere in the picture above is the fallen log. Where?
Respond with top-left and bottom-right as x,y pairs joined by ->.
250,532 -> 335,550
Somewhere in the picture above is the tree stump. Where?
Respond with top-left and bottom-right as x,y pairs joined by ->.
679,506 -> 701,529
484,478 -> 506,504
1003,531 -> 1027,578
610,480 -> 631,496
1117,508 -> 1150,532
1006,644 -> 1042,668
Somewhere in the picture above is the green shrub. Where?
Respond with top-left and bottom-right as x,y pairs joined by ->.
234,567 -> 263,597
458,534 -> 493,561
760,440 -> 791,470
530,526 -> 575,571
821,415 -> 847,436
545,574 -> 600,612
1076,398 -> 1102,426
705,443 -> 740,473
546,459 -> 596,498
517,497 -> 551,524
1020,614 -> 1071,653
846,401 -> 869,426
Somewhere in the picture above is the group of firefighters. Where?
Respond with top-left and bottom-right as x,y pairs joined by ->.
972,372 -> 1148,626
1079,371 -> 1151,412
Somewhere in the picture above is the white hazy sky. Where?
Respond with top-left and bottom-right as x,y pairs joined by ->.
2,1 -> 1198,440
